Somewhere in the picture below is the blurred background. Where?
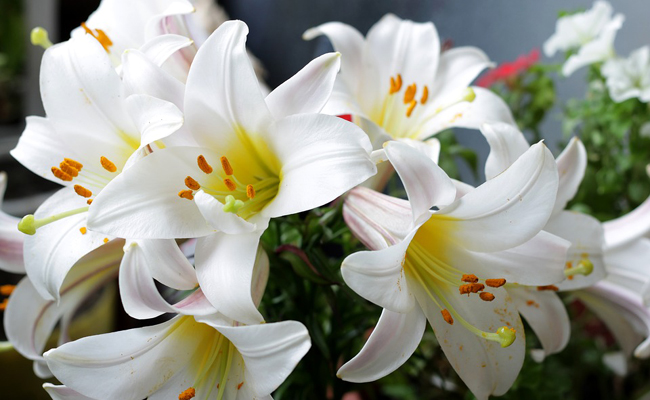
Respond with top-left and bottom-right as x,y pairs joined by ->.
2,1 -> 650,398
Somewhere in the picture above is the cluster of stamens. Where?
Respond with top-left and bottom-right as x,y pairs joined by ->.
458,274 -> 505,302
50,156 -> 118,205
388,74 -> 429,118
179,155 -> 273,218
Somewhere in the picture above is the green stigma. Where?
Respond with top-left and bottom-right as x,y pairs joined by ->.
31,27 -> 53,49
496,326 -> 517,348
18,215 -> 36,235
463,87 -> 476,103
223,195 -> 245,214
564,259 -> 594,277
17,206 -> 89,235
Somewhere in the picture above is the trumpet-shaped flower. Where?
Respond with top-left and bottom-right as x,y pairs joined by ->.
477,122 -> 606,359
44,314 -> 311,400
11,34 -> 186,302
602,46 -> 650,103
543,1 -> 623,76
86,20 -> 376,324
338,141 -> 566,399
304,14 -> 515,146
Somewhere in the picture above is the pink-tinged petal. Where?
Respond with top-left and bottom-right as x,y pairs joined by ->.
193,190 -> 257,234
479,122 -> 529,180
0,172 -> 24,273
303,22 -> 366,94
195,230 -> 266,325
341,229 -> 417,313
185,21 -> 271,150
262,113 -> 375,218
553,137 -> 587,217
366,14 -> 440,94
510,287 -> 570,357
578,281 -> 650,359
343,187 -> 413,249
125,94 -> 183,149
338,306 -> 426,382
385,141 -> 456,224
431,47 -> 493,103
438,142 -> 558,252
138,34 -> 193,68
460,230 -> 569,286
412,283 -> 525,400
43,384 -> 95,400
545,211 -> 606,290
266,52 -> 341,119
122,49 -> 186,110
4,243 -> 121,366
215,321 -> 311,397
88,146 -> 216,239
604,238 -> 650,304
604,195 -> 650,249
24,188 -> 116,301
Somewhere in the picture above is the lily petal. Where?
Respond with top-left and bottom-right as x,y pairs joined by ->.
0,172 -> 24,273
604,194 -> 650,249
385,141 -> 456,224
266,52 -> 341,119
479,122 -> 528,180
337,306 -> 426,382
194,190 -> 257,234
43,384 -> 94,400
431,47 -> 493,103
553,137 -> 587,217
125,94 -> 184,149
138,33 -> 193,68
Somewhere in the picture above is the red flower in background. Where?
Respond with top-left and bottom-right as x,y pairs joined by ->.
477,48 -> 540,88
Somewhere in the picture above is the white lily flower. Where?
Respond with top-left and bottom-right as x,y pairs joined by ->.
543,1 -> 623,76
478,122 -> 606,359
0,172 -> 24,274
303,14 -> 514,145
44,313 -> 310,400
602,46 -> 650,103
86,20 -> 376,324
10,33 -> 187,301
3,239 -> 123,378
574,195 -> 650,367
338,141 -> 564,399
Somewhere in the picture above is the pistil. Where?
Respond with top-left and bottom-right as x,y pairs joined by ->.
18,206 -> 89,235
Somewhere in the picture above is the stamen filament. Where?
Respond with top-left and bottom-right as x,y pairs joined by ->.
216,342 -> 235,400
18,206 -> 89,235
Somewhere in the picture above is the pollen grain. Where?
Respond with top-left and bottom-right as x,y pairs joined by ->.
179,387 -> 195,400
441,309 -> 454,325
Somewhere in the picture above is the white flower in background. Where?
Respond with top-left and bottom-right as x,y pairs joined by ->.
477,122 -> 606,360
44,314 -> 310,400
338,141 -> 566,400
303,14 -> 514,148
543,1 -> 624,76
86,20 -> 376,325
10,34 -> 186,302
575,195 -> 650,373
602,46 -> 650,102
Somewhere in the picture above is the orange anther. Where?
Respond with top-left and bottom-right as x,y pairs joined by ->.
403,83 -> 417,104
0,298 -> 8,311
100,156 -> 117,173
179,387 -> 195,400
461,274 -> 479,283
59,162 -> 79,177
220,156 -> 234,176
184,176 -> 200,190
479,292 -> 495,302
459,283 -> 484,295
103,238 -> 109,244
224,178 -> 237,191
73,184 -> 92,198
395,74 -> 402,91
421,85 -> 429,104
79,227 -> 87,235
485,278 -> 506,288
406,100 -> 417,117
178,190 -> 194,200
537,285 -> 559,291
86,199 -> 93,205
389,76 -> 397,94
51,167 -> 73,181
197,155 -> 213,174
441,309 -> 454,325
246,184 -> 255,199
81,22 -> 113,52
0,285 -> 15,296
64,158 -> 83,170
237,382 -> 244,390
